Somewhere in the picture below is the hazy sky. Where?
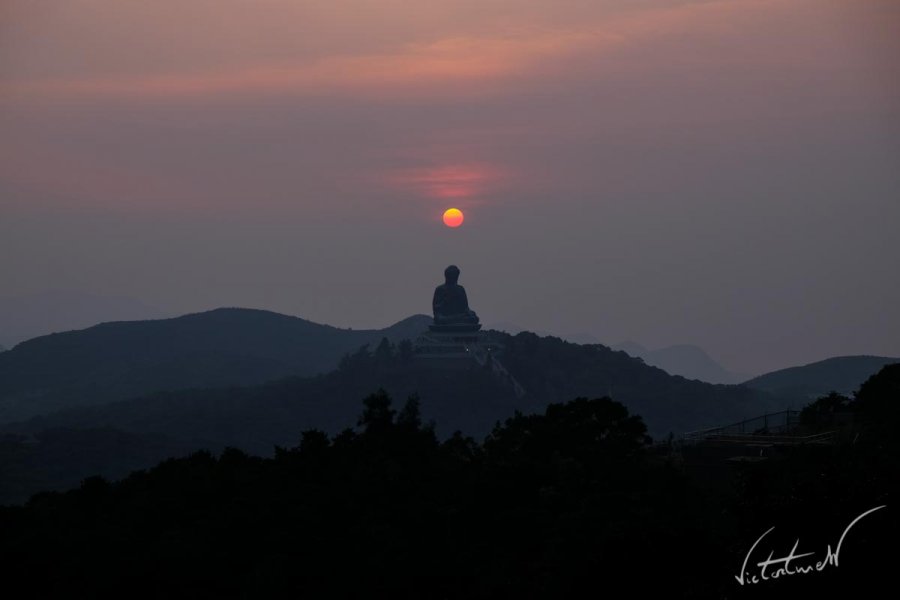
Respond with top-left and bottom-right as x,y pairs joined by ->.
2,0 -> 898,374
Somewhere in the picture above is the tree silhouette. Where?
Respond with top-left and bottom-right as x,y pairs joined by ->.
358,388 -> 396,433
2,369 -> 898,598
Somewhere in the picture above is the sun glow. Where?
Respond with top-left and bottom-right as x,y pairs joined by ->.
442,208 -> 464,228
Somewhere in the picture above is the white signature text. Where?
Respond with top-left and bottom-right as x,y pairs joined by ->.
735,505 -> 886,586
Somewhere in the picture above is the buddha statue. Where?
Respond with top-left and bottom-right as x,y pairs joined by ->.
431,265 -> 481,331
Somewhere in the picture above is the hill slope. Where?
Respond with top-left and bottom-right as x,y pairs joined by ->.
1,332 -> 788,502
742,355 -> 899,400
0,308 -> 431,423
8,332 -> 784,451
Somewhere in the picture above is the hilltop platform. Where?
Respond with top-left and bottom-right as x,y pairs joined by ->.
414,329 -> 484,361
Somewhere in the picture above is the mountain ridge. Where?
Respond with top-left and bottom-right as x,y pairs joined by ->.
611,341 -> 747,384
0,308 -> 432,423
743,355 -> 899,400
5,329 -> 785,449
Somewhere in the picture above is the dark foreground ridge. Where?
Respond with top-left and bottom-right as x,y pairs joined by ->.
1,365 -> 898,599
6,332 -> 783,445
2,335 -> 891,506
0,334 -> 788,503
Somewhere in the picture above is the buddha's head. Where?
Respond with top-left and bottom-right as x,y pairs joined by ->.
444,264 -> 460,284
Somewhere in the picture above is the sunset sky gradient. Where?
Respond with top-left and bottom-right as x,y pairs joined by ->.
2,0 -> 898,373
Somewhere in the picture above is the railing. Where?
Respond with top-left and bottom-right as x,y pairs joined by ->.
683,409 -> 801,443
698,431 -> 836,446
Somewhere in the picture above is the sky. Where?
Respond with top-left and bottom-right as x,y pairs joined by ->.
1,0 -> 898,375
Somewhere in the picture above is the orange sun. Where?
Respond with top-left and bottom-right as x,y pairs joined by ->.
443,207 -> 464,228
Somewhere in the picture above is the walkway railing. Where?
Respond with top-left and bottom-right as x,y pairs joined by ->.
683,409 -> 801,443
696,431 -> 836,446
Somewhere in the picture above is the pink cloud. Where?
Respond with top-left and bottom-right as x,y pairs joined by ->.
3,1 -> 810,103
382,163 -> 511,204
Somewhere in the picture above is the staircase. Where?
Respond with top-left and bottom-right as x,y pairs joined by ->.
469,344 -> 527,399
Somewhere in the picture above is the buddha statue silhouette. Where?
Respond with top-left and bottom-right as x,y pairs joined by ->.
431,265 -> 481,331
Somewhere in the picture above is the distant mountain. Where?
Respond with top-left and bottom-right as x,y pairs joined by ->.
743,355 -> 900,400
0,308 -> 432,423
0,290 -> 169,348
0,330 -> 791,503
612,341 -> 747,384
6,331 -> 785,453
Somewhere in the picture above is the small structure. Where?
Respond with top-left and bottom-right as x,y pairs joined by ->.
414,266 -> 525,397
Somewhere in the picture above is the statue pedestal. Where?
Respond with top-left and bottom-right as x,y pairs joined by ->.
414,325 -> 491,370
428,323 -> 482,333
413,325 -> 525,397
414,329 -> 482,360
